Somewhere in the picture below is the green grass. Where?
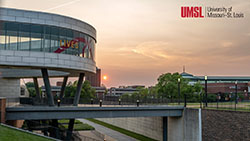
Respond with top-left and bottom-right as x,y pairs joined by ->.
58,119 -> 82,124
0,125 -> 52,141
59,119 -> 95,131
86,118 -> 156,141
168,102 -> 201,105
62,123 -> 95,131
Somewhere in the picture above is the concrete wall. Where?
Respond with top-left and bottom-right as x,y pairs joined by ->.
0,78 -> 20,98
202,109 -> 250,141
97,117 -> 163,141
168,108 -> 201,141
0,50 -> 96,75
97,108 -> 202,141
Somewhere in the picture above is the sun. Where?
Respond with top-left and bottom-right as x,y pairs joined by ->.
103,75 -> 107,80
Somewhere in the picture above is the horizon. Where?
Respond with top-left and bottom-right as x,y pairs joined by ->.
1,0 -> 250,87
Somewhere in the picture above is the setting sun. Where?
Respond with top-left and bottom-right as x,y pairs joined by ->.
103,75 -> 108,80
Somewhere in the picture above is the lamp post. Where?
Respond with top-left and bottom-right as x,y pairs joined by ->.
216,93 -> 220,109
119,99 -> 121,105
99,100 -> 102,107
57,99 -> 61,107
91,98 -> 93,105
205,76 -> 208,107
178,78 -> 181,105
199,81 -> 202,109
235,81 -> 238,111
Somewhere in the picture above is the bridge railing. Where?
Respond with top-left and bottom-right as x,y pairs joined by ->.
16,96 -> 189,107
204,93 -> 250,112
14,94 -> 250,112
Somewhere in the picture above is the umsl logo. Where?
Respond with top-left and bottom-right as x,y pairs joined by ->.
181,6 -> 204,18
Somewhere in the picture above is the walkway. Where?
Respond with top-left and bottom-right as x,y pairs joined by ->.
6,106 -> 183,120
78,119 -> 137,141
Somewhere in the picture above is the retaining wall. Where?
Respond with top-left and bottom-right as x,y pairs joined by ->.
202,109 -> 250,141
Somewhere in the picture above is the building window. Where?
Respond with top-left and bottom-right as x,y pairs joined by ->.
0,21 -> 96,61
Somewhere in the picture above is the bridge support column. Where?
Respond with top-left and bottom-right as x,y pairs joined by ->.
50,119 -> 59,138
33,77 -> 41,101
41,68 -> 54,106
59,76 -> 68,100
67,73 -> 84,140
0,98 -> 6,123
163,117 -> 168,141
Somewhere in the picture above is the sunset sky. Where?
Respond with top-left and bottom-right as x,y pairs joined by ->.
1,0 -> 250,87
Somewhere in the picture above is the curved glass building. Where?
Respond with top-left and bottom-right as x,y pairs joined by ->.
0,8 -> 96,61
0,21 -> 96,60
0,7 -> 97,103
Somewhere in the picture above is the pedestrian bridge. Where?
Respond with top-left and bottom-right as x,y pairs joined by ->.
6,106 -> 184,120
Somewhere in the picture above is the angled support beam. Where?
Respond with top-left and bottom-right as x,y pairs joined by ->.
33,77 -> 41,101
73,73 -> 84,106
41,68 -> 54,106
59,76 -> 68,100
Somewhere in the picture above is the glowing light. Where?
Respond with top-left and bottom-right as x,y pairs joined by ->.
103,75 -> 107,80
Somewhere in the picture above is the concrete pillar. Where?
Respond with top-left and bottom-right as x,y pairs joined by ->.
0,97 -> 6,123
67,119 -> 75,140
67,73 -> 84,140
163,117 -> 168,141
168,108 -> 201,141
59,76 -> 68,100
50,119 -> 59,138
41,68 -> 54,106
33,77 -> 41,101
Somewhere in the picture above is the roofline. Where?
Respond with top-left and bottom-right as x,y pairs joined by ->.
189,76 -> 250,81
0,7 -> 97,41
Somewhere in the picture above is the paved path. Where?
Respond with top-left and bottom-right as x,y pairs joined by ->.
78,119 -> 137,141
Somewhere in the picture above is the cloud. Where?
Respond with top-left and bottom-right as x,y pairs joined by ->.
220,41 -> 233,48
131,41 -> 170,60
44,0 -> 81,11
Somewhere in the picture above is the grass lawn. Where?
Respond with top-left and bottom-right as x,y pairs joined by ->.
58,119 -> 82,124
0,125 -> 52,141
86,118 -> 156,141
59,119 -> 94,131
168,102 -> 200,105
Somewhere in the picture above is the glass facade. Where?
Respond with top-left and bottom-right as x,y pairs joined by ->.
0,21 -> 96,61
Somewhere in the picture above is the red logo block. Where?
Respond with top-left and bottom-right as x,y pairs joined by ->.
181,7 -> 204,18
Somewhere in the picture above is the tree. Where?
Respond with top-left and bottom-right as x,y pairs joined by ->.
148,86 -> 158,98
25,82 -> 36,97
80,80 -> 96,101
64,80 -> 96,101
156,72 -> 182,99
64,81 -> 75,98
155,72 -> 203,101
137,87 -> 149,99
26,82 -> 35,88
